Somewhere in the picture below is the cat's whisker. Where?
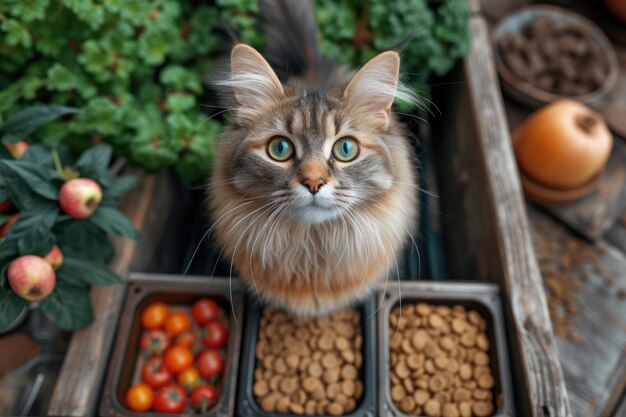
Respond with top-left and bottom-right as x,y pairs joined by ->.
195,109 -> 231,131
183,197 -> 257,274
229,201 -> 282,313
262,200 -> 292,270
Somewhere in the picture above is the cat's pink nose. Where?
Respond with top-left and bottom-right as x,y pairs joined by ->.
302,178 -> 325,194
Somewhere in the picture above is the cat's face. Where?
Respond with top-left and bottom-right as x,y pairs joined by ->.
219,45 -> 405,224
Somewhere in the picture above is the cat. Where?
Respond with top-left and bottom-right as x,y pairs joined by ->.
210,0 -> 418,316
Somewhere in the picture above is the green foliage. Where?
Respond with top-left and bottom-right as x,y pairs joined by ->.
0,1 -> 222,183
0,129 -> 138,331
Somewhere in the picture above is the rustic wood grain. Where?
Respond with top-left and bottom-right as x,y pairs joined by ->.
528,207 -> 626,417
464,16 -> 571,417
48,169 -> 174,417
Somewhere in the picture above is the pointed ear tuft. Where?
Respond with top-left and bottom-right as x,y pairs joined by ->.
344,51 -> 401,128
222,44 -> 284,119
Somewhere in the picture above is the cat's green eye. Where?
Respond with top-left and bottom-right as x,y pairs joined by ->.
267,137 -> 294,162
332,137 -> 360,162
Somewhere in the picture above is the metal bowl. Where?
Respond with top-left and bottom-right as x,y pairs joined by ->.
493,5 -> 619,109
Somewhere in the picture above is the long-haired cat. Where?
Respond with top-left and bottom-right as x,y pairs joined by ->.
210,0 -> 418,316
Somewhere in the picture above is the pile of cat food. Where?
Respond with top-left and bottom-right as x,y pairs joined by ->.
253,307 -> 364,415
388,303 -> 497,417
498,16 -> 609,96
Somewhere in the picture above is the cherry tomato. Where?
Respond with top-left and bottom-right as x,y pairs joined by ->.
197,349 -> 225,378
125,383 -> 153,412
153,384 -> 187,413
141,302 -> 169,330
191,384 -> 218,412
177,367 -> 200,390
141,357 -> 172,389
176,331 -> 196,348
192,299 -> 220,325
163,346 -> 193,374
140,330 -> 171,357
164,311 -> 191,337
201,321 -> 228,349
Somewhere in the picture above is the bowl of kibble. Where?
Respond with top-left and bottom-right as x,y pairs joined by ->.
493,5 -> 618,108
237,296 -> 377,417
378,282 -> 515,417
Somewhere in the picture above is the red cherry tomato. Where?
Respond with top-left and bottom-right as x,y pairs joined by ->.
197,349 -> 225,378
164,311 -> 191,337
192,299 -> 220,325
191,384 -> 218,412
201,321 -> 228,349
125,383 -> 153,412
141,302 -> 169,330
140,330 -> 171,357
153,384 -> 187,413
163,345 -> 193,374
141,357 -> 172,389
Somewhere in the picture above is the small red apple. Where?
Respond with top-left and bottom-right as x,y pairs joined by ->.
0,213 -> 19,238
8,255 -> 56,302
43,245 -> 64,270
4,141 -> 29,159
0,199 -> 12,212
59,178 -> 103,219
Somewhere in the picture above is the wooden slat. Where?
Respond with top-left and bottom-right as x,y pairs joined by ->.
464,16 -> 571,417
48,169 -> 174,417
528,207 -> 626,417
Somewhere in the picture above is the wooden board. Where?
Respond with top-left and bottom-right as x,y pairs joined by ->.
528,206 -> 626,417
47,169 -> 175,417
433,14 -> 572,417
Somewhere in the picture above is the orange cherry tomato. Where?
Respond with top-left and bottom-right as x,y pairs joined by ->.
164,345 -> 193,374
176,331 -> 197,349
164,311 -> 191,336
177,367 -> 201,390
125,383 -> 154,412
141,302 -> 169,330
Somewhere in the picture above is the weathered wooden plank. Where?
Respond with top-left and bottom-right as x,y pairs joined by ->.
48,169 -> 174,417
464,15 -> 571,417
528,207 -> 626,417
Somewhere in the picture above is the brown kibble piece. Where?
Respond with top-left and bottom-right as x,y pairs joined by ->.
424,399 -> 442,417
443,403 -> 460,417
453,388 -> 471,402
322,352 -> 339,369
415,389 -> 430,405
290,403 -> 305,414
400,396 -> 417,414
302,376 -> 320,393
335,336 -> 350,350
276,397 -> 291,413
452,319 -> 466,334
429,374 -> 446,392
286,353 -> 299,369
342,380 -> 356,396
318,334 -> 334,351
474,352 -> 489,366
395,360 -> 411,379
429,314 -> 445,329
341,364 -> 358,380
327,402 -> 345,416
473,401 -> 494,417
308,362 -> 323,377
253,380 -> 269,397
323,368 -> 340,384
478,374 -> 495,389
459,364 -> 472,380
411,330 -> 430,350
391,384 -> 407,401
260,394 -> 279,412
459,401 -> 472,417
280,378 -> 297,395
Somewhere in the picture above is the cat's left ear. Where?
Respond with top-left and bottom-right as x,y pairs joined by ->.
344,51 -> 400,129
229,44 -> 284,120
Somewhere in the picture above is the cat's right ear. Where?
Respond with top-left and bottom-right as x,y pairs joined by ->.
228,44 -> 284,118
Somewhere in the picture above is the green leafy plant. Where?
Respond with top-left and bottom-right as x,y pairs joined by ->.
0,105 -> 139,331
0,0 -> 222,183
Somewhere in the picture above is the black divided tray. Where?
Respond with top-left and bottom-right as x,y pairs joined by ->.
236,295 -> 378,417
377,281 -> 515,417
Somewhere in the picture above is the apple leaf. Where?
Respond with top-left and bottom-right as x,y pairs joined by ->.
90,206 -> 139,239
0,160 -> 58,200
74,143 -> 112,171
0,105 -> 80,144
57,257 -> 122,287
17,226 -> 56,256
104,175 -> 139,200
0,289 -> 27,332
55,220 -> 114,262
39,282 -> 94,330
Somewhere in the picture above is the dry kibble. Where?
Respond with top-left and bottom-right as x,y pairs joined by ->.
473,401 -> 494,417
424,399 -> 442,417
389,303 -> 497,417
391,384 -> 407,401
254,307 -> 364,414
